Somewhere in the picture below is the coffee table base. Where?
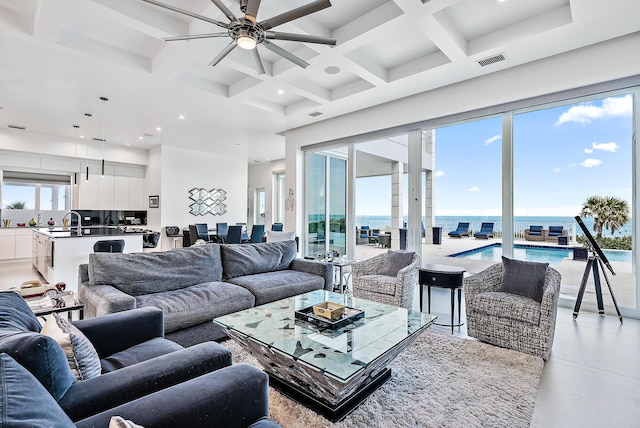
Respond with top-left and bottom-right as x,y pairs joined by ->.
268,368 -> 392,422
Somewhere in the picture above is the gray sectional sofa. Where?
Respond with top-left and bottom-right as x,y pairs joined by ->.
78,240 -> 333,346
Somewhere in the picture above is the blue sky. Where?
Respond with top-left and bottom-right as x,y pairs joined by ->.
357,94 -> 633,217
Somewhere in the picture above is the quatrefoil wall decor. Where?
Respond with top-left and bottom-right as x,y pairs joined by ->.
188,188 -> 227,216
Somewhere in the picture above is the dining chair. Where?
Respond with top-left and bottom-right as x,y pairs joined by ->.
271,223 -> 284,231
215,223 -> 228,243
249,224 -> 265,243
225,225 -> 243,244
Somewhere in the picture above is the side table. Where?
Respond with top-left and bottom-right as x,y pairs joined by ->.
419,264 -> 465,333
332,258 -> 357,293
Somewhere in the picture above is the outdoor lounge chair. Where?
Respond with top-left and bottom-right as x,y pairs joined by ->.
448,222 -> 471,238
546,225 -> 567,242
474,222 -> 494,239
525,225 -> 546,241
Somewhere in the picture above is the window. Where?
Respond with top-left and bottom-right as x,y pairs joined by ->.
1,171 -> 71,221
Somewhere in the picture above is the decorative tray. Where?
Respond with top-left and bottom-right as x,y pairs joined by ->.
295,304 -> 365,330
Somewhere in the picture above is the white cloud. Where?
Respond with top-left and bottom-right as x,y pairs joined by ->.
468,186 -> 480,192
553,168 -> 560,173
556,94 -> 632,125
484,135 -> 502,145
566,162 -> 577,167
592,141 -> 618,152
580,158 -> 602,168
434,170 -> 445,177
584,148 -> 593,154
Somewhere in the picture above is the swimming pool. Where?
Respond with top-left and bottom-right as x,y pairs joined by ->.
450,243 -> 631,265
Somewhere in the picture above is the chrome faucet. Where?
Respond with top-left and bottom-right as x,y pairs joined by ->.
36,211 -> 42,226
63,211 -> 82,233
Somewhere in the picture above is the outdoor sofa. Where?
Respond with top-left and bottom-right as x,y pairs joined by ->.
78,241 -> 333,346
0,291 -> 280,427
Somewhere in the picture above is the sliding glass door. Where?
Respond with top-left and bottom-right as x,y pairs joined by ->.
305,152 -> 346,257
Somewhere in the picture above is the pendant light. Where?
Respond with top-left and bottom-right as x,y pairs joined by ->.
84,113 -> 92,181
99,96 -> 108,176
73,124 -> 80,185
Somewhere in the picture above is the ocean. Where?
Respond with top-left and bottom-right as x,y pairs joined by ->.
353,215 -> 632,238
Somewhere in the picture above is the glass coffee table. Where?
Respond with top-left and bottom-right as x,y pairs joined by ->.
26,291 -> 84,320
215,290 -> 436,421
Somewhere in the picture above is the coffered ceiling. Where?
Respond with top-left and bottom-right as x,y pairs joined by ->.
0,0 -> 638,164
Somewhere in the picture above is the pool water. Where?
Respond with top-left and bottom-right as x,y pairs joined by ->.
450,243 -> 631,266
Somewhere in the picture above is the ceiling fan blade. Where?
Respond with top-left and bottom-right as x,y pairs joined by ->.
208,41 -> 238,66
163,32 -> 229,41
244,0 -> 261,23
210,0 -> 239,23
266,31 -> 336,46
260,0 -> 331,31
141,0 -> 229,29
249,48 -> 266,75
262,40 -> 309,68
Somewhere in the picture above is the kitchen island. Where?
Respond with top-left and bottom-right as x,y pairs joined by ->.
32,227 -> 145,293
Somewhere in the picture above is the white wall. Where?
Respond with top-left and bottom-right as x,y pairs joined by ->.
248,159 -> 285,230
155,145 -> 248,249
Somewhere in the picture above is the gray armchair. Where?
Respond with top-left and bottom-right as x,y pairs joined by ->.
351,251 -> 420,309
463,263 -> 561,360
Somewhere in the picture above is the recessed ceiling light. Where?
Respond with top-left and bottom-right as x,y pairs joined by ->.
125,142 -> 130,146
325,66 -> 340,75
277,89 -> 284,95
156,127 -> 162,131
138,136 -> 144,140
178,115 -> 185,120
80,135 -> 85,139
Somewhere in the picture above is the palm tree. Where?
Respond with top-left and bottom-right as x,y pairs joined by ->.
6,201 -> 26,209
580,195 -> 630,247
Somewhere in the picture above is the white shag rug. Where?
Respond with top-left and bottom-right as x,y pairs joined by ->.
224,329 -> 544,428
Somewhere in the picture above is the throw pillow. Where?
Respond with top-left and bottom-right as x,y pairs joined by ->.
379,251 -> 415,276
265,230 -> 296,242
41,314 -> 102,381
110,416 -> 145,428
498,256 -> 549,302
0,353 -> 76,427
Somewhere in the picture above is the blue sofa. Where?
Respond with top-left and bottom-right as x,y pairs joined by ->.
79,241 -> 333,346
0,291 -> 280,427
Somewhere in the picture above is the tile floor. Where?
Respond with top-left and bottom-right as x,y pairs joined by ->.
1,260 -> 639,427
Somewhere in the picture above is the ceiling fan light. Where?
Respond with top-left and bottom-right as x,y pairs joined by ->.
237,35 -> 257,50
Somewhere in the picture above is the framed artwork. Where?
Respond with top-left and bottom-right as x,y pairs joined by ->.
149,195 -> 160,208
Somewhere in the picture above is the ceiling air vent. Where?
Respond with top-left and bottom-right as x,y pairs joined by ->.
308,111 -> 323,117
8,125 -> 26,130
477,53 -> 506,67
92,138 -> 106,142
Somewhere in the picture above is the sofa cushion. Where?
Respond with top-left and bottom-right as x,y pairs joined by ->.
471,291 -> 542,325
498,256 -> 548,303
0,353 -> 76,427
101,337 -> 183,373
135,282 -> 255,333
0,291 -> 42,334
88,245 -> 223,296
221,241 -> 297,280
0,331 -> 76,400
226,270 -> 325,306
41,314 -> 102,381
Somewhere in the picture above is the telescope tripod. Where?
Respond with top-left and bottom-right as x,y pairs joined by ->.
573,254 -> 622,323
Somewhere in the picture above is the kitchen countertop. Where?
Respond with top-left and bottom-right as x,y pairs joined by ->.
33,226 -> 149,238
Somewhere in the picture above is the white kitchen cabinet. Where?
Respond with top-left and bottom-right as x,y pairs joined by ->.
78,173 -> 99,209
114,176 -> 130,209
0,230 -> 16,260
15,228 -> 32,258
129,177 -> 145,210
98,175 -> 115,210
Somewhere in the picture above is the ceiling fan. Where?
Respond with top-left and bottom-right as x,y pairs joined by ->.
141,0 -> 337,74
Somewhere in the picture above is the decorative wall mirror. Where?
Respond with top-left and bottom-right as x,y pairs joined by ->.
189,188 -> 227,216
